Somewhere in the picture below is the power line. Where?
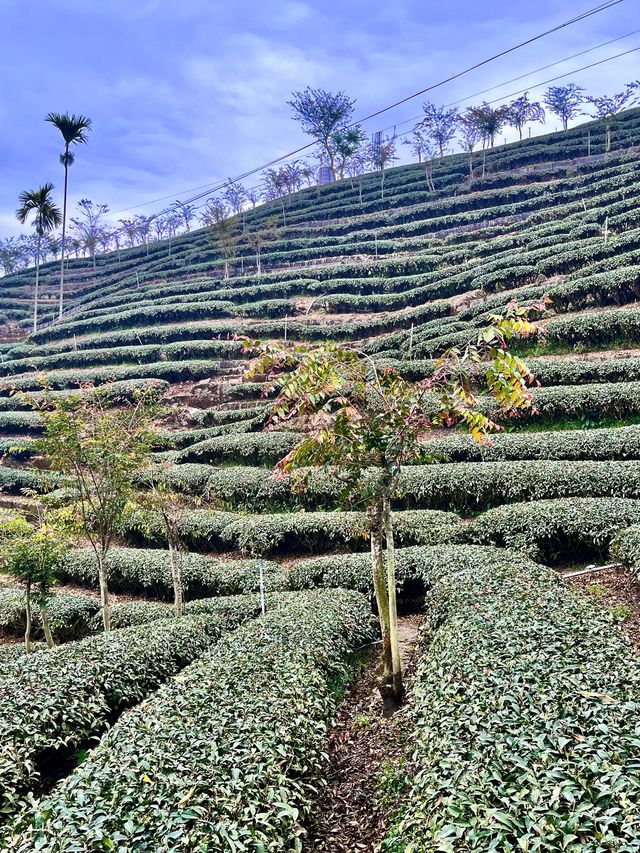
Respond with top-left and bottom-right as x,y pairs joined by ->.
352,0 -> 625,125
113,0 -> 625,215
390,43 -> 639,145
379,26 -> 640,136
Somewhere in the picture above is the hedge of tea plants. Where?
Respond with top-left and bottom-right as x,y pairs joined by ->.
4,589 -> 374,850
385,548 -> 640,851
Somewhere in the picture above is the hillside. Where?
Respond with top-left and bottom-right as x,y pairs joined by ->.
3,108 -> 640,849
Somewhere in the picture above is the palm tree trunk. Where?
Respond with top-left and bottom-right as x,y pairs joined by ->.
59,151 -> 69,320
33,232 -> 41,334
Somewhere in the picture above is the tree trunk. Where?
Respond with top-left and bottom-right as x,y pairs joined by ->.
97,548 -> 111,631
168,538 -> 184,617
59,154 -> 69,320
468,151 -> 473,179
41,606 -> 55,648
255,248 -> 261,275
24,582 -> 33,653
33,232 -> 41,334
383,496 -> 403,701
369,502 -> 392,683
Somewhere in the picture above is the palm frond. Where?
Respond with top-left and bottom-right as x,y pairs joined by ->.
16,184 -> 62,234
45,112 -> 93,146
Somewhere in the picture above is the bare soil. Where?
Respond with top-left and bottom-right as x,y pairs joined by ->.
565,565 -> 640,651
305,615 -> 421,853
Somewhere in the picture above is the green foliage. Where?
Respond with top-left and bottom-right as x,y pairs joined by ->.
385,549 -> 640,852
5,589 -> 374,849
60,546 -> 284,599
0,601 -> 258,822
468,497 -> 640,563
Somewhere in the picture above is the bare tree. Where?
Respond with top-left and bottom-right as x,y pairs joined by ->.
459,112 -> 482,178
70,199 -> 109,269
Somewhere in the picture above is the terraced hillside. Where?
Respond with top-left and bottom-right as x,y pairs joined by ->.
3,109 -> 640,849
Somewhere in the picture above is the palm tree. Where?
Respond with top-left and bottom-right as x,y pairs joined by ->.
45,112 -> 92,319
16,184 -> 62,333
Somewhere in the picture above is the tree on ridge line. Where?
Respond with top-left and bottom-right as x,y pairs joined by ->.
45,111 -> 92,320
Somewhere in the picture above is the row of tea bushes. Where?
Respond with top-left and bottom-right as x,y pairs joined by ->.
0,587 -> 98,643
385,548 -> 640,851
160,459 -> 640,515
125,507 -> 464,557
0,603 -> 261,822
467,497 -> 640,563
61,547 -> 285,600
4,589 -> 374,851
423,424 -> 640,462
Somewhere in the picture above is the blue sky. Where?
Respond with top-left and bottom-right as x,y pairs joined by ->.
0,0 -> 638,238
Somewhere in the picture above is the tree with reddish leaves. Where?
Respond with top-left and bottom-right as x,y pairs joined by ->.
244,305 -> 539,702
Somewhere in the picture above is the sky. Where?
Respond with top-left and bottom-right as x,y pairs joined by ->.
0,0 -> 638,239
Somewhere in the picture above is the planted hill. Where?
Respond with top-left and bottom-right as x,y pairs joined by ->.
3,109 -> 640,853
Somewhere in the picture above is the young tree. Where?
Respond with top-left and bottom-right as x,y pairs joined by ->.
420,103 -> 459,157
458,111 -> 482,178
70,198 -> 109,269
15,183 -> 62,333
585,82 -> 640,152
0,511 -> 69,652
330,126 -> 366,179
174,201 -> 197,232
222,180 -> 248,215
0,237 -> 23,275
137,478 -> 188,617
543,84 -> 584,131
506,92 -> 545,140
367,135 -> 398,200
288,87 -> 356,180
403,129 -> 430,164
119,218 -> 139,248
244,305 -> 538,701
466,102 -> 510,149
201,198 -> 240,279
245,216 -> 278,276
45,112 -> 92,319
35,389 -> 159,631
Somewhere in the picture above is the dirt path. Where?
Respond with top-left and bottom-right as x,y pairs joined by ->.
566,565 -> 640,650
306,615 -> 421,853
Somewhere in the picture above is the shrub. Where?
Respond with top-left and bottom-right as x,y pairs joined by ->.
5,589 -> 374,850
176,431 -> 300,466
610,524 -> 640,573
60,547 -> 285,600
218,508 -> 463,557
396,460 -> 640,512
386,549 -> 640,851
467,497 -> 640,563
286,543 -> 513,608
0,604 -> 258,821
423,424 -> 640,462
0,587 -> 98,642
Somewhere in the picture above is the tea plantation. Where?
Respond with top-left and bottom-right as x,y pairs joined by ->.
3,110 -> 640,850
